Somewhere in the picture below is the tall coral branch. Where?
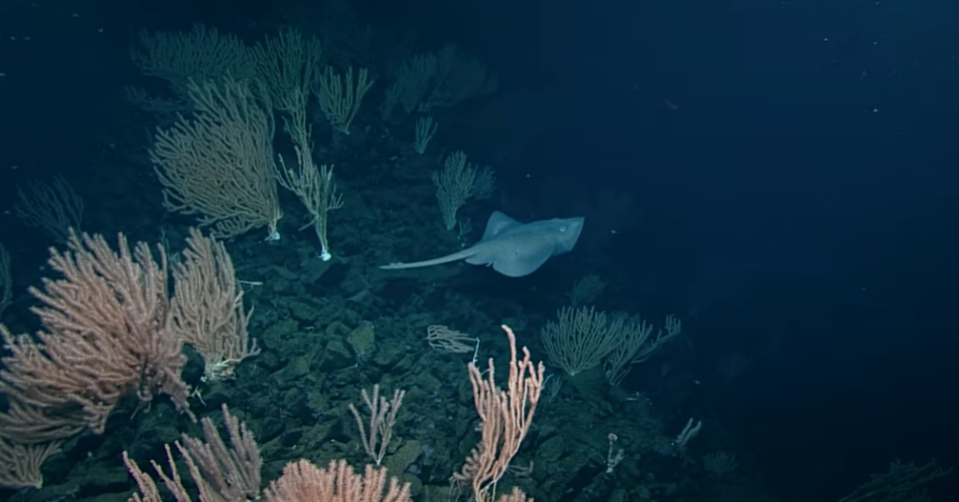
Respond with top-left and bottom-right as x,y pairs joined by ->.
454,325 -> 544,502
169,229 -> 258,382
0,232 -> 191,434
151,76 -> 283,240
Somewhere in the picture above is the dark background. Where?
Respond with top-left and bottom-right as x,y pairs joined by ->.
1,0 -> 957,499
